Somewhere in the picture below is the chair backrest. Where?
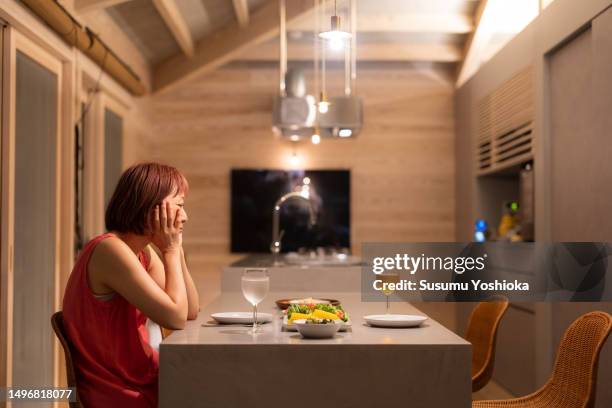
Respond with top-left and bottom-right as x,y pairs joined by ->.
50,311 -> 83,408
548,311 -> 612,408
465,296 -> 509,392
160,326 -> 173,340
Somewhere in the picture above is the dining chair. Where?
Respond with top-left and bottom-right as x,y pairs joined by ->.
473,311 -> 612,408
160,326 -> 173,339
50,311 -> 84,408
466,296 -> 509,392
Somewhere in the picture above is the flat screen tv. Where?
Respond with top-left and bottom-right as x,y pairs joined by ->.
231,169 -> 350,253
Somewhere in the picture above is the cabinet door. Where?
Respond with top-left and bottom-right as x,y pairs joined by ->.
549,7 -> 612,241
549,7 -> 612,408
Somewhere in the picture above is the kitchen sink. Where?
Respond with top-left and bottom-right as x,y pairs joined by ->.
283,252 -> 362,267
231,252 -> 362,268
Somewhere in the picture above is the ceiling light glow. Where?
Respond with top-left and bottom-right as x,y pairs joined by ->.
288,151 -> 301,167
318,101 -> 329,114
319,15 -> 352,41
328,37 -> 346,51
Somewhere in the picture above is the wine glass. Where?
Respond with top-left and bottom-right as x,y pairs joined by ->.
241,268 -> 270,333
380,273 -> 399,314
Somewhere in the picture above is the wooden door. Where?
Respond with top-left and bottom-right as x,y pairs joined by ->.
0,28 -> 63,407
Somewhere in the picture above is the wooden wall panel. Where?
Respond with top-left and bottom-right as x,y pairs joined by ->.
454,85 -> 474,241
138,65 -> 456,308
122,99 -> 156,166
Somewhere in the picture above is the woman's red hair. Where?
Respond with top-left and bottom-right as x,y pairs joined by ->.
105,162 -> 188,235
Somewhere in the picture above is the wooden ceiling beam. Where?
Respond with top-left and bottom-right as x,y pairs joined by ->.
153,0 -> 314,93
290,12 -> 474,34
237,41 -> 462,63
73,0 -> 131,14
153,0 -> 195,57
456,0 -> 491,86
232,0 -> 250,27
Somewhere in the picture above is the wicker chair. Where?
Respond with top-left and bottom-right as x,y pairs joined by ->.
160,326 -> 173,339
466,296 -> 509,392
473,311 -> 612,408
50,311 -> 83,408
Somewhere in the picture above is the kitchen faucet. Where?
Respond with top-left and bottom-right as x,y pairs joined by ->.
270,191 -> 317,265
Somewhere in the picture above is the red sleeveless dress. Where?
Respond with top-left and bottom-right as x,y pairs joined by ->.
62,233 -> 159,408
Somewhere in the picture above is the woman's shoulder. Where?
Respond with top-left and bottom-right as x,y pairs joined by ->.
73,233 -> 116,265
90,234 -> 132,263
83,232 -> 119,250
89,235 -> 150,278
66,234 -> 126,305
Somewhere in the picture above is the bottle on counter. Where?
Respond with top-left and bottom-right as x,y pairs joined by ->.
497,201 -> 521,241
474,219 -> 489,242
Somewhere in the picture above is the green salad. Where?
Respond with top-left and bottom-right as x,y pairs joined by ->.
286,303 -> 349,322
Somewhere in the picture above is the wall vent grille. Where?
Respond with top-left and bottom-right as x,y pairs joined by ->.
476,66 -> 534,175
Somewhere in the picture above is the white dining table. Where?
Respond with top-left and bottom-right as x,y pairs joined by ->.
159,290 -> 471,408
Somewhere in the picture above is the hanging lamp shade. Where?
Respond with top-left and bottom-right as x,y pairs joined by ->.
319,15 -> 352,40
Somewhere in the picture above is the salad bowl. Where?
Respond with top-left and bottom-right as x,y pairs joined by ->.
293,319 -> 343,339
283,303 -> 351,332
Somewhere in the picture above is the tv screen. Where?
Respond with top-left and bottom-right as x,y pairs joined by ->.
231,169 -> 350,253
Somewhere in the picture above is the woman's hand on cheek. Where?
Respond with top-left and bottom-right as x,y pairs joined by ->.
150,201 -> 183,254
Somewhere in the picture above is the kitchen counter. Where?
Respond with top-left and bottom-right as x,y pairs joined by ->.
222,254 -> 364,293
229,253 -> 364,268
159,292 -> 471,408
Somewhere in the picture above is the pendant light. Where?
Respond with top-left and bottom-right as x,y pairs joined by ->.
315,0 -> 329,116
314,0 -> 363,140
273,0 -> 361,144
319,0 -> 352,41
311,127 -> 321,144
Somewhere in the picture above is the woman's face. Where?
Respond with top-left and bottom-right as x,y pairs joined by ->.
166,192 -> 188,232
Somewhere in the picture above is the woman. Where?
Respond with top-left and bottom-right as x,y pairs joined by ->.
63,162 -> 200,408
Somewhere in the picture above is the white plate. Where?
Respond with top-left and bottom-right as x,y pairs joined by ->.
211,312 -> 273,324
282,315 -> 351,332
293,319 -> 342,339
363,314 -> 427,328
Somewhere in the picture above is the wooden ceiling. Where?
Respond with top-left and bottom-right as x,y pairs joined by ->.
73,0 -> 482,92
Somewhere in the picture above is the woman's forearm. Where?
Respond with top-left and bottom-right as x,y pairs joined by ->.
180,247 -> 200,319
162,249 -> 188,325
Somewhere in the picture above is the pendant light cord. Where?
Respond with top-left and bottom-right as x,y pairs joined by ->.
321,0 -> 327,99
314,0 -> 319,99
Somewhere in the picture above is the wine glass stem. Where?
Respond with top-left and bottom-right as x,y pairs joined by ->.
253,304 -> 258,332
386,295 -> 390,314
